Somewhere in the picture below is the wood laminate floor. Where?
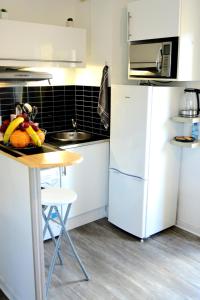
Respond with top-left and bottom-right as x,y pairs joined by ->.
44,218 -> 200,300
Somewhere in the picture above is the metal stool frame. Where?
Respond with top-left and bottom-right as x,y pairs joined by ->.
42,202 -> 89,298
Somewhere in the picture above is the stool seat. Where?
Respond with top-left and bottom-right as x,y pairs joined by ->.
41,187 -> 77,206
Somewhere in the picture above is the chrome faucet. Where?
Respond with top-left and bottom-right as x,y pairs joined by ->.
72,118 -> 77,131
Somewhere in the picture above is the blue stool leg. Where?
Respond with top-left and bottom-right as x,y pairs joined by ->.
43,206 -> 53,237
42,206 -> 63,265
45,203 -> 89,299
45,228 -> 63,298
45,204 -> 72,298
55,206 -> 89,281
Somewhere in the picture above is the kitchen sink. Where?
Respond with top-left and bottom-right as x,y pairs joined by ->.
50,131 -> 92,142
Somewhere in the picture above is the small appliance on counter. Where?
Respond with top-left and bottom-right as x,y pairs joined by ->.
179,88 -> 200,117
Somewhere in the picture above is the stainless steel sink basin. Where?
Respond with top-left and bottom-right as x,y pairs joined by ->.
50,131 -> 92,142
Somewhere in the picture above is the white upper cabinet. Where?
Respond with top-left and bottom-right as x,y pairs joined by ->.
128,0 -> 181,41
127,0 -> 200,81
0,20 -> 86,68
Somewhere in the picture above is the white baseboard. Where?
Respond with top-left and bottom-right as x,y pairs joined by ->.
67,206 -> 107,230
0,275 -> 18,300
176,219 -> 200,237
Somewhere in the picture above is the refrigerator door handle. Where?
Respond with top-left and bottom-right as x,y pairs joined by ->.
110,168 -> 144,181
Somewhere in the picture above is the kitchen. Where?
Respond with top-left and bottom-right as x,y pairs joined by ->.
0,0 -> 200,299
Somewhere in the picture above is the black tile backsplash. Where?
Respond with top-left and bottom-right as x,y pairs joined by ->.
0,85 -> 110,138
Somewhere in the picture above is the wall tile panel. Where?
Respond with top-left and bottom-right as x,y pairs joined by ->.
0,85 -> 110,137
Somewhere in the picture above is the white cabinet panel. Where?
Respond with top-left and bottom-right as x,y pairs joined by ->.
61,142 -> 109,218
0,156 -> 36,300
40,142 -> 109,230
128,0 -> 181,41
0,19 -> 86,68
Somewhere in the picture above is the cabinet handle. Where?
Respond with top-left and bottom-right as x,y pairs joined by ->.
127,11 -> 132,41
59,167 -> 67,188
62,166 -> 67,176
0,58 -> 83,64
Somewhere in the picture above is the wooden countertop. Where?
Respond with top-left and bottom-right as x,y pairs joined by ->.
0,149 -> 83,169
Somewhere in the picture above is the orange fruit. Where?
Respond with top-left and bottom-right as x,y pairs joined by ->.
10,130 -> 31,148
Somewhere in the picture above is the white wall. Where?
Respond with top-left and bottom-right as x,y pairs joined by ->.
0,0 -> 76,26
177,148 -> 200,236
174,82 -> 200,236
110,0 -> 130,85
74,0 -> 112,86
75,0 -> 130,86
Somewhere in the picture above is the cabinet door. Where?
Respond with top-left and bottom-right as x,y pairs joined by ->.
61,142 -> 109,218
128,0 -> 181,41
0,19 -> 86,68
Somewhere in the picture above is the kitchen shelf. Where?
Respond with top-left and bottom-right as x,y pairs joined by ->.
171,116 -> 200,123
170,139 -> 200,148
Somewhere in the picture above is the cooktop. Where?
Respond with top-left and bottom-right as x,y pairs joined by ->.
0,142 -> 58,157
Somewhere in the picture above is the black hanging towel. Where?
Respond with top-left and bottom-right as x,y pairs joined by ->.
97,65 -> 110,130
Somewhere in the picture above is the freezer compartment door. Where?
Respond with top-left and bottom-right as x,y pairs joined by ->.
108,169 -> 148,238
110,85 -> 152,179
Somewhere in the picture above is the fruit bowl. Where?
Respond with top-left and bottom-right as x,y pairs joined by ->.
0,115 -> 46,148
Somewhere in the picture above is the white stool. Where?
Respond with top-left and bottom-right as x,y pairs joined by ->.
42,187 -> 89,298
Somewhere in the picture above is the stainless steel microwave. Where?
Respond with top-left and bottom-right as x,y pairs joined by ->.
128,37 -> 179,79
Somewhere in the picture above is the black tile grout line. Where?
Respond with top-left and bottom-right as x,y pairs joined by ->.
35,87 -> 43,128
83,85 -> 85,130
74,85 -> 77,130
63,85 -> 66,129
52,86 -> 55,132
92,86 -> 95,135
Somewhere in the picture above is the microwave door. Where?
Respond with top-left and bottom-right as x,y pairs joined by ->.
129,43 -> 163,77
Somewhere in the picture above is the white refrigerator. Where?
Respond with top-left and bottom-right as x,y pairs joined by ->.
108,85 -> 182,239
